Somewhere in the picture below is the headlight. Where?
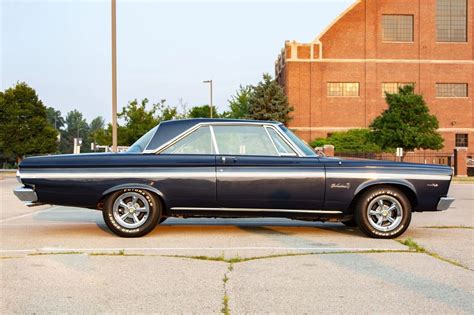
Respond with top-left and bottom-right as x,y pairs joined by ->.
16,170 -> 22,184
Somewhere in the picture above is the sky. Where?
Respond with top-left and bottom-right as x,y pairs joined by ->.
1,0 -> 353,123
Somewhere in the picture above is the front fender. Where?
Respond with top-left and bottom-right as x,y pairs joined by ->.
353,179 -> 417,197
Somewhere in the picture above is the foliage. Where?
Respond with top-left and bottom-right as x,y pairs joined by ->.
88,116 -> 105,145
118,98 -> 160,145
310,129 -> 383,153
247,74 -> 293,123
370,85 -> 443,154
46,107 -> 65,130
188,105 -> 219,118
60,110 -> 90,153
227,85 -> 251,119
0,82 -> 58,162
94,98 -> 180,147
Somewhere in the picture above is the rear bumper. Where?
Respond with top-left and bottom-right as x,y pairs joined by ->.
13,186 -> 38,202
437,197 -> 455,211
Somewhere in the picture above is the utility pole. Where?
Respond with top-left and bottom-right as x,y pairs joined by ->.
203,80 -> 213,118
111,0 -> 118,152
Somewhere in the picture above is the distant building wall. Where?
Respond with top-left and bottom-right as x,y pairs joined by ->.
276,0 -> 474,153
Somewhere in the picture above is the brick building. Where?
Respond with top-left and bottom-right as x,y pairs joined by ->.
275,0 -> 474,153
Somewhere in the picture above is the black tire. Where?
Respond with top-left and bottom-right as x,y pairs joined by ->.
342,217 -> 358,227
102,188 -> 161,237
355,186 -> 411,239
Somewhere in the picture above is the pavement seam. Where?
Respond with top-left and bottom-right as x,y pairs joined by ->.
396,238 -> 471,271
221,263 -> 232,315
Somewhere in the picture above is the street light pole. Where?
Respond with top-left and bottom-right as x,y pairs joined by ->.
203,80 -> 213,118
111,0 -> 118,152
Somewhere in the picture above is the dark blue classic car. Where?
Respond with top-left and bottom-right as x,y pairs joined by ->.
14,119 -> 454,238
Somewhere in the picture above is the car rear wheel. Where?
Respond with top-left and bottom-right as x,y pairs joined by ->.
102,189 -> 161,237
356,186 -> 411,239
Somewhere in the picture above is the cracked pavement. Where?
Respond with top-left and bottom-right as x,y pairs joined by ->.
1,177 -> 473,313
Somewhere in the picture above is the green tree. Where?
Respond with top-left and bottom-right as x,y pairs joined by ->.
88,116 -> 105,147
310,129 -> 383,153
247,74 -> 293,123
46,107 -> 65,130
188,105 -> 219,118
370,85 -> 443,158
95,98 -> 179,147
60,110 -> 90,153
0,82 -> 58,163
228,85 -> 251,118
118,98 -> 160,145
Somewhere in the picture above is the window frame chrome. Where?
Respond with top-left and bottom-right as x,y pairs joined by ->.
145,122 -> 306,157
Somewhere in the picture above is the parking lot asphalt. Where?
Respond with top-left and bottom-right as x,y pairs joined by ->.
1,176 -> 473,313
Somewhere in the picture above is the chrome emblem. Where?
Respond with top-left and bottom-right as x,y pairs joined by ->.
331,183 -> 351,189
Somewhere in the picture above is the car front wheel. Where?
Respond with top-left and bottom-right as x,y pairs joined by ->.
103,189 -> 161,237
356,186 -> 411,239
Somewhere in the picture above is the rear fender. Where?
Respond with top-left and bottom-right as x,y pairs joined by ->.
101,183 -> 167,208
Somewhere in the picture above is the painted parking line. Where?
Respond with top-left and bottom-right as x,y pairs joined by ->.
0,247 -> 404,254
0,206 -> 59,223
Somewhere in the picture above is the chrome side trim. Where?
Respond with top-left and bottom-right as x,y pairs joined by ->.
437,197 -> 455,211
13,187 -> 38,202
327,172 -> 451,181
16,170 -> 22,184
217,170 -> 325,179
264,126 -> 280,156
170,207 -> 343,214
20,168 -> 215,180
209,125 -> 220,155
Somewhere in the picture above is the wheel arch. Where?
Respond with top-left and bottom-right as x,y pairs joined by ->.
349,180 -> 418,212
97,183 -> 168,214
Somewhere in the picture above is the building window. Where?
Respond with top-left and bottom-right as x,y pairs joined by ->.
455,134 -> 468,147
436,83 -> 468,97
327,83 -> 360,97
382,83 -> 415,97
382,15 -> 414,42
436,0 -> 467,42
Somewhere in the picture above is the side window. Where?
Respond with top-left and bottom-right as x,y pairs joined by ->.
161,126 -> 215,154
266,127 -> 296,156
213,125 -> 278,156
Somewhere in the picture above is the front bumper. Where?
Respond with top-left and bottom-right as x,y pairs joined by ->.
437,197 -> 455,211
13,186 -> 38,202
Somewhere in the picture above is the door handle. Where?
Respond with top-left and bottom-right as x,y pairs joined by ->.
221,156 -> 237,164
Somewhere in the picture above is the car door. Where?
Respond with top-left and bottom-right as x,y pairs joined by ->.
213,124 -> 325,210
157,125 -> 217,209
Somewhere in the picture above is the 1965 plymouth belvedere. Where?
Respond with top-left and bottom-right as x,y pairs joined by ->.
14,119 -> 454,238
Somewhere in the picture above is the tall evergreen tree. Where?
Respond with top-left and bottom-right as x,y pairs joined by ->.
247,74 -> 293,123
228,85 -> 251,119
0,82 -> 58,162
370,85 -> 443,158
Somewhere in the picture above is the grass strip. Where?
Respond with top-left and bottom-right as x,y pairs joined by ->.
397,238 -> 470,270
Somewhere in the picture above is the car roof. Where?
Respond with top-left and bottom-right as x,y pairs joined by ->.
145,118 -> 281,152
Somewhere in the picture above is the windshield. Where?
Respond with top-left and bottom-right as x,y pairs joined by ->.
279,125 -> 317,156
127,126 -> 158,153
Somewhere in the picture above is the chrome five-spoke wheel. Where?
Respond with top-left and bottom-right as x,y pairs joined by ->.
113,192 -> 150,229
103,189 -> 161,237
356,186 -> 411,239
367,196 -> 403,232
